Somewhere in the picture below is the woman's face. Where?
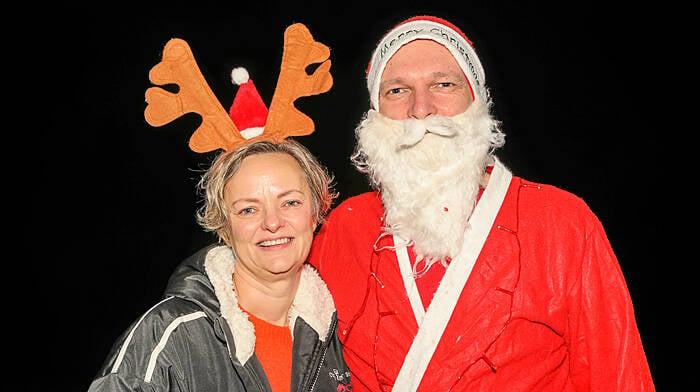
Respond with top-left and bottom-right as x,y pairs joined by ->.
224,152 -> 316,282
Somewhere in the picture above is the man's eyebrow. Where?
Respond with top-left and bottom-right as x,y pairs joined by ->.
380,71 -> 464,89
431,71 -> 460,78
379,77 -> 407,90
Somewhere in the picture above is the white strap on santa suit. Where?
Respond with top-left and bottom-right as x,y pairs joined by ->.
395,238 -> 426,325
392,157 -> 512,392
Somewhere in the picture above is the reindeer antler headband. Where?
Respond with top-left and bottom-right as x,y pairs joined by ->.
144,23 -> 333,152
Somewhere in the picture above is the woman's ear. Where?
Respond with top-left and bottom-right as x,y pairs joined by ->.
218,229 -> 232,248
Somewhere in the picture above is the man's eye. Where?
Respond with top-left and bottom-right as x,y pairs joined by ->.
387,88 -> 402,95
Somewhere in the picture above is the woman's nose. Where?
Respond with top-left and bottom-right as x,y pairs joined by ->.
262,209 -> 282,232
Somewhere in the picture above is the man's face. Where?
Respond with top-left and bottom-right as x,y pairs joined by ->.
378,39 -> 474,120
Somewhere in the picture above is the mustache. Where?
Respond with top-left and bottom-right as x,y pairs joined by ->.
398,115 -> 459,148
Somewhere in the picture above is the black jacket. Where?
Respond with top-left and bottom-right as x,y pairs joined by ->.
88,244 -> 351,391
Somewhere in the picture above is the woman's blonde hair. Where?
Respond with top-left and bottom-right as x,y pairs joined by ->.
196,140 -> 337,245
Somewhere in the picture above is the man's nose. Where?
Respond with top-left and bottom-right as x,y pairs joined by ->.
407,88 -> 437,119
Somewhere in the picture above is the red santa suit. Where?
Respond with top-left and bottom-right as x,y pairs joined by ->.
308,158 -> 654,391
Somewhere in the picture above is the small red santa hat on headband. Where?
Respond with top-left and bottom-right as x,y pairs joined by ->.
366,15 -> 487,110
228,67 -> 268,139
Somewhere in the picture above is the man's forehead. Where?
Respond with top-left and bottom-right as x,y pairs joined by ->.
380,40 -> 466,81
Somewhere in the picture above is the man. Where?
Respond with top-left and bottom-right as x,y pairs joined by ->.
308,15 -> 654,391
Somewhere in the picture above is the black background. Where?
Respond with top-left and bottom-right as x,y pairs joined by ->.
16,1 -> 680,390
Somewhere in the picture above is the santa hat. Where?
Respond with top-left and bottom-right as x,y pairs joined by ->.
228,67 -> 268,139
365,15 -> 487,110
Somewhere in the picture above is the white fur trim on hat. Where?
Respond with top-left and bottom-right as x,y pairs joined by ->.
239,126 -> 264,139
366,17 -> 486,110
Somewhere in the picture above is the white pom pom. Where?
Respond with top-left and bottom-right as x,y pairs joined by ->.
231,67 -> 249,85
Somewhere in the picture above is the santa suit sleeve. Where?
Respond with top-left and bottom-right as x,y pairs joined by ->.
567,209 -> 655,391
308,192 -> 384,318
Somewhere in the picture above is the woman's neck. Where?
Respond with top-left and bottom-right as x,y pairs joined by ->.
233,268 -> 301,326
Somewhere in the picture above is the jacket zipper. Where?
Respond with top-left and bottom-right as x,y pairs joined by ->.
308,318 -> 337,391
308,343 -> 328,391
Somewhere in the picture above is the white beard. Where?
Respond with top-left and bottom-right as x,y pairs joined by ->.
352,98 -> 505,273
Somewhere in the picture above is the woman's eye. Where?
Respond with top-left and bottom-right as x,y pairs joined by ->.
238,207 -> 255,215
284,200 -> 301,207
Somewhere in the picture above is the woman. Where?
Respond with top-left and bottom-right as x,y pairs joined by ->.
88,140 -> 351,391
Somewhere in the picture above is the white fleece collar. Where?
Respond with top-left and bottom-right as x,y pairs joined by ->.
203,245 -> 336,365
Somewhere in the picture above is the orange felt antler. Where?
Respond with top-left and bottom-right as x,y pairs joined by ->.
264,23 -> 333,142
143,23 -> 332,153
144,38 -> 243,153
